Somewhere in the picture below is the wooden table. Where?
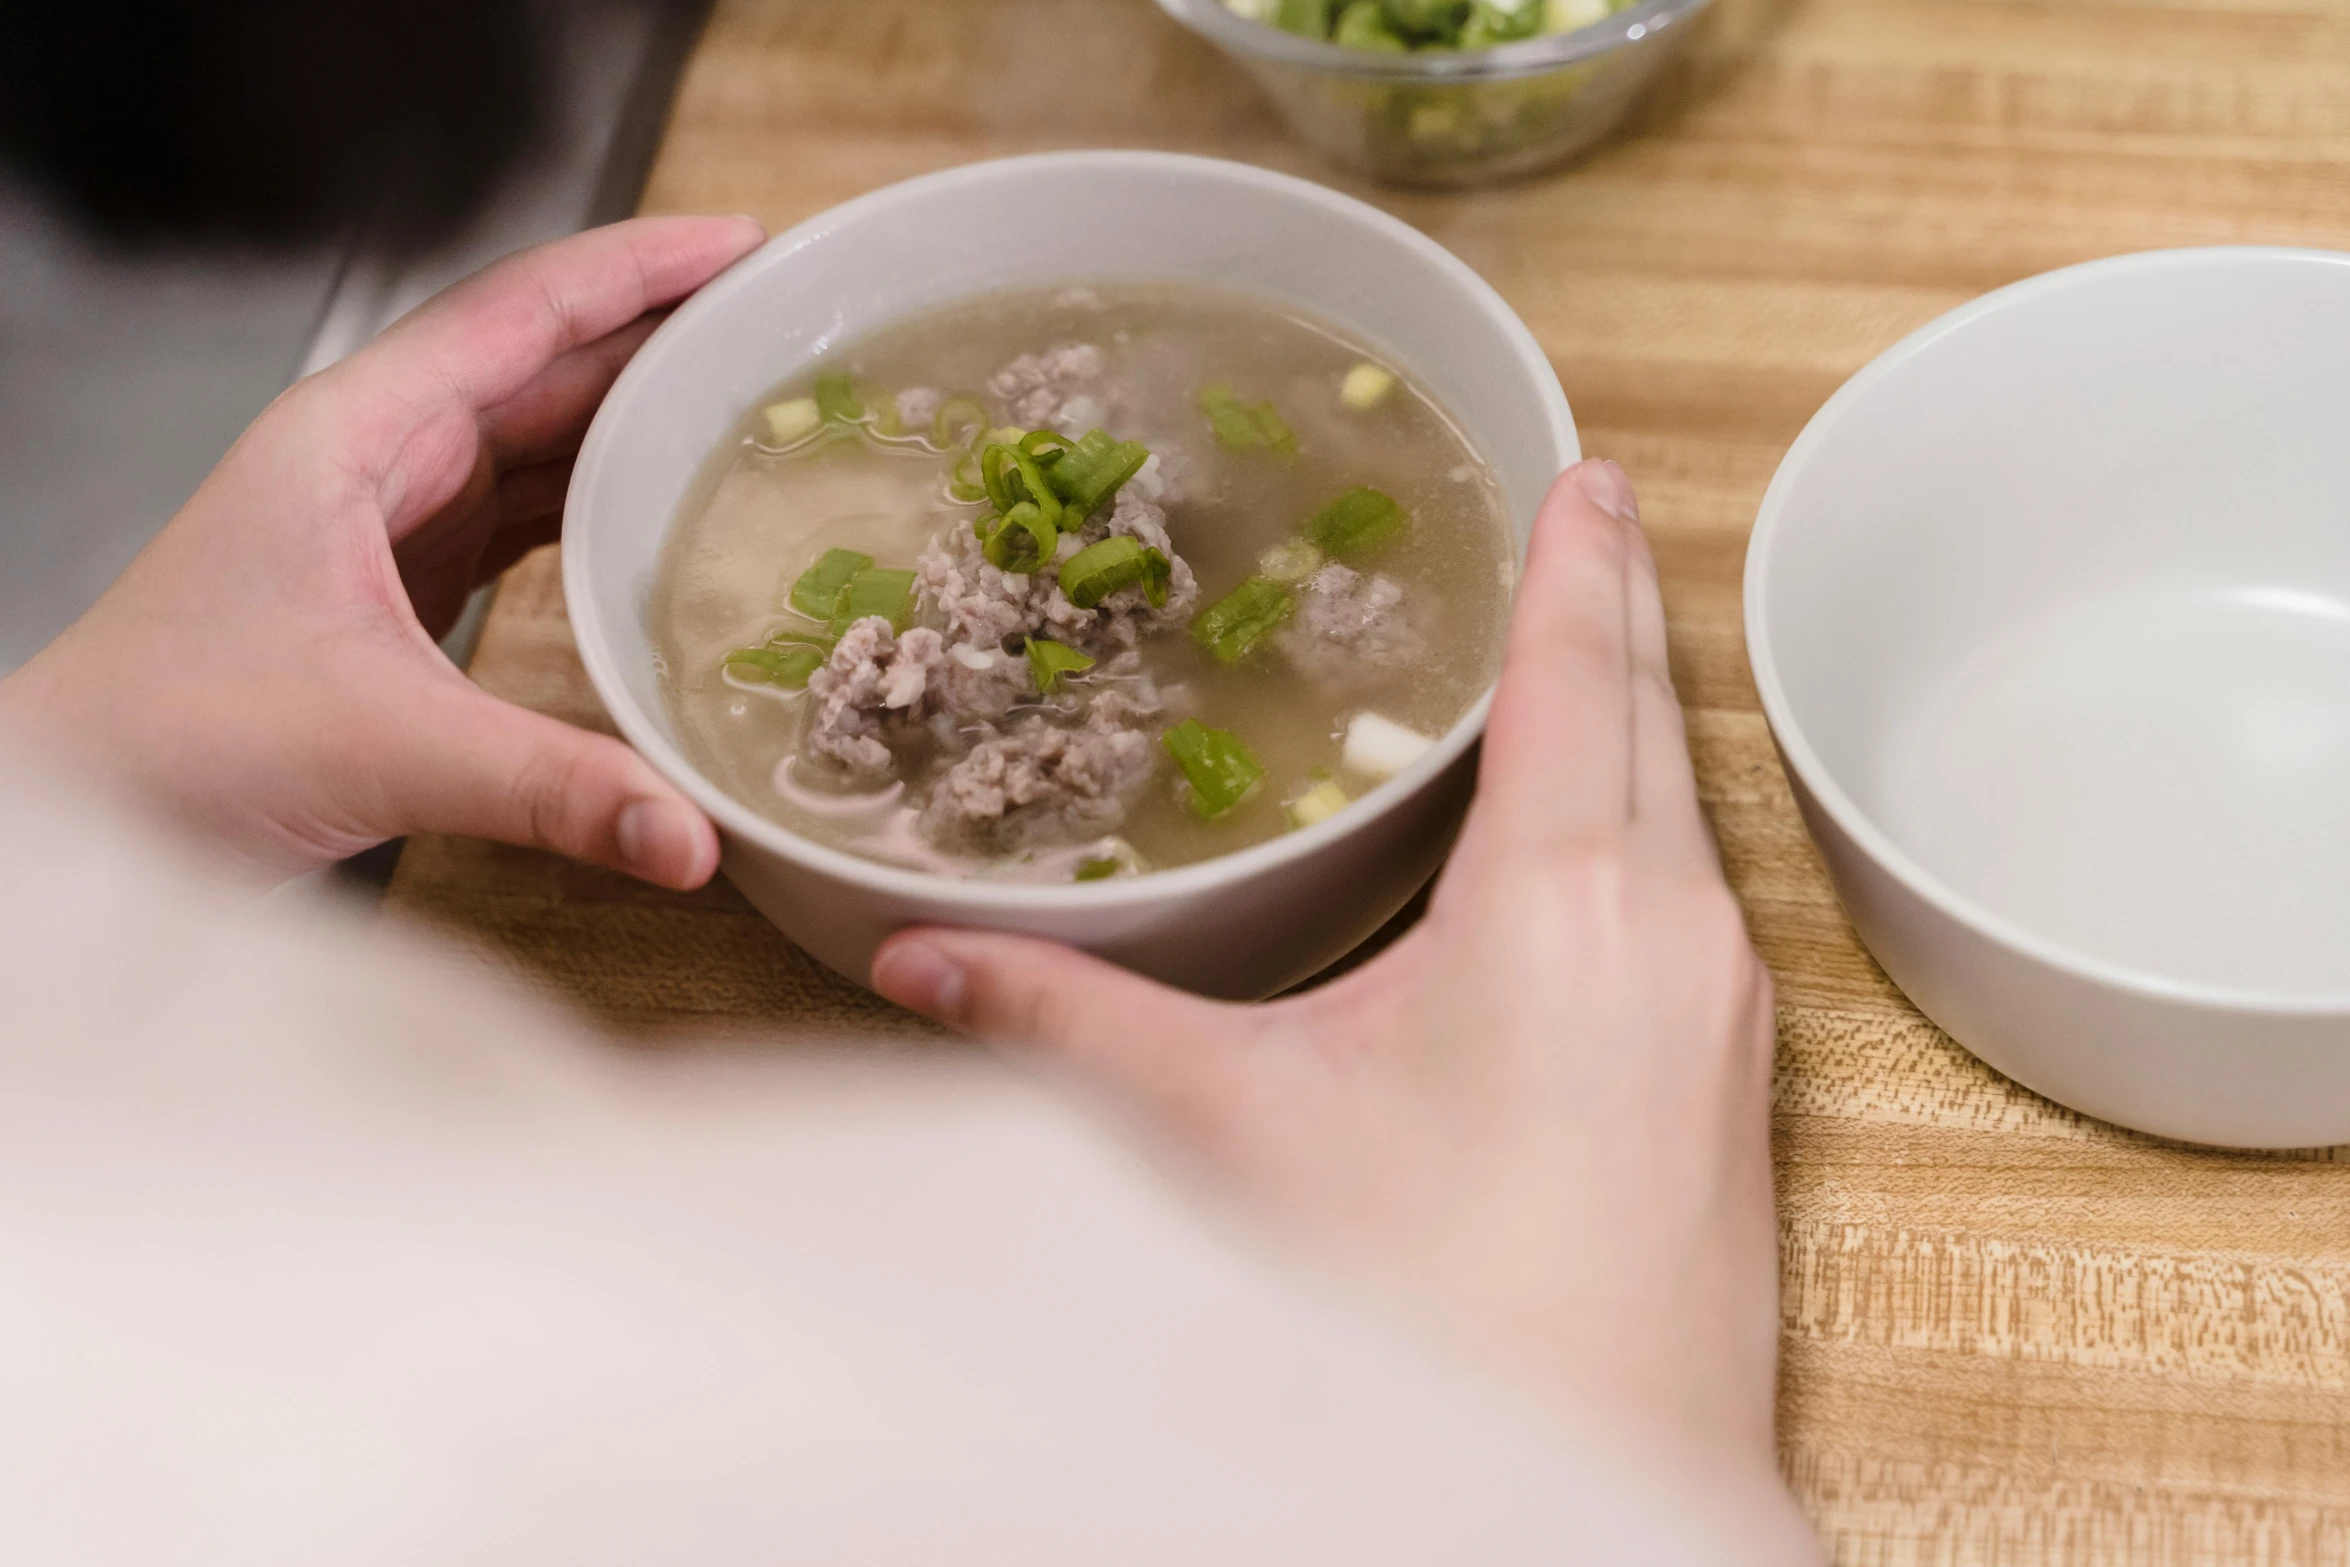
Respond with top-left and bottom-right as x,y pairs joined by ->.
387,0 -> 2350,1557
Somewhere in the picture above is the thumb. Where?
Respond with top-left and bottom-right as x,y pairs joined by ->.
389,679 -> 720,890
874,928 -> 1242,1117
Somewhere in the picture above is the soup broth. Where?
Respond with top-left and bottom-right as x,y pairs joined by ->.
653,282 -> 1513,882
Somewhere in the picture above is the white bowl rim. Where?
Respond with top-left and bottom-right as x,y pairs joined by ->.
1745,243 -> 2350,1018
566,149 -> 1574,919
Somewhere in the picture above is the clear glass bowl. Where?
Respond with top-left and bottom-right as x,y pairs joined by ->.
1154,0 -> 1714,188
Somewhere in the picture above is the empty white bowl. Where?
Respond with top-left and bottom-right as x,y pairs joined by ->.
565,152 -> 1576,999
1748,247 -> 2350,1148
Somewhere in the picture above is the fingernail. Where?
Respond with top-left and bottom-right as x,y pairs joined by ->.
1570,458 -> 1639,525
616,798 -> 700,885
730,213 -> 766,235
873,938 -> 968,1023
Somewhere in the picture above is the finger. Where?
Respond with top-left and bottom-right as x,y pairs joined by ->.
1622,502 -> 1711,856
873,928 -> 1240,1123
390,677 -> 720,890
372,215 -> 763,415
1474,459 -> 1640,841
479,311 -> 664,469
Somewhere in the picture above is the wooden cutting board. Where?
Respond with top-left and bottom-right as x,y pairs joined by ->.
386,0 -> 2350,1557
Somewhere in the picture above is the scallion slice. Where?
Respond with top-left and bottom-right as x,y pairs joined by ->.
1018,429 -> 1075,464
931,396 -> 990,449
947,450 -> 988,503
1025,636 -> 1096,694
1285,776 -> 1351,829
1333,1 -> 1410,50
980,501 -> 1058,573
815,370 -> 863,424
761,397 -> 822,446
1304,486 -> 1409,560
1162,719 -> 1265,820
978,442 -> 1066,530
1258,539 -> 1324,583
1047,429 -> 1151,516
1384,0 -> 1474,41
828,566 -> 917,635
724,643 -> 826,689
789,548 -> 874,621
1273,0 -> 1334,33
1191,575 -> 1296,664
1199,383 -> 1298,455
1060,536 -> 1171,610
1074,856 -> 1123,882
1340,361 -> 1397,410
1458,0 -> 1544,47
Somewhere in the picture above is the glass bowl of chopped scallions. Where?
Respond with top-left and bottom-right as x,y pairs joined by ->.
1156,0 -> 1710,188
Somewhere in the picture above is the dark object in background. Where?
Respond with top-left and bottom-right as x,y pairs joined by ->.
0,0 -> 551,253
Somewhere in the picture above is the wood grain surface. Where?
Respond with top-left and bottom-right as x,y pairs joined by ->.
385,0 -> 2350,1558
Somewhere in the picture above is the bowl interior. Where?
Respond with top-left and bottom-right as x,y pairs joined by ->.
568,152 -> 1575,903
1754,248 -> 2350,998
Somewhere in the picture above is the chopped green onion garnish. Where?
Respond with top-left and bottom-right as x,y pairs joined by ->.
1340,362 -> 1397,411
1458,0 -> 1546,47
931,396 -> 990,449
979,442 -> 1066,531
1239,0 -> 1578,49
1258,540 -> 1324,583
789,548 -> 874,620
978,442 -> 1017,513
1191,576 -> 1296,664
1018,429 -> 1075,463
1304,486 -> 1409,560
980,501 -> 1058,573
1060,536 -> 1172,610
1047,429 -> 1151,516
829,566 -> 917,635
1273,0 -> 1334,33
815,371 -> 863,424
1333,1 -> 1409,50
1026,637 -> 1096,694
761,397 -> 822,446
724,643 -> 826,689
1162,719 -> 1265,820
1199,384 -> 1298,455
1385,0 -> 1473,38
1285,777 -> 1351,829
1074,856 -> 1122,882
947,450 -> 988,503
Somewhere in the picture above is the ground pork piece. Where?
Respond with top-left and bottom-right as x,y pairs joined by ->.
1084,683 -> 1167,730
917,528 -> 1038,649
804,619 -> 947,782
1277,563 -> 1424,686
931,642 -> 1029,730
913,451 -> 1198,658
895,386 -> 944,435
989,343 -> 1107,435
918,702 -> 1158,853
914,524 -> 1113,655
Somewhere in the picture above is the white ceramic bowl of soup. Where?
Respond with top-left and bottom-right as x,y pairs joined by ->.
1747,247 -> 2350,1149
565,152 -> 1575,999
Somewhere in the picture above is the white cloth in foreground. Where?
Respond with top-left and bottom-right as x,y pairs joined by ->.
0,745 -> 1741,1564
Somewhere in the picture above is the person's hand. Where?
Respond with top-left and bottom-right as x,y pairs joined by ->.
873,462 -> 1801,1528
0,216 -> 764,887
